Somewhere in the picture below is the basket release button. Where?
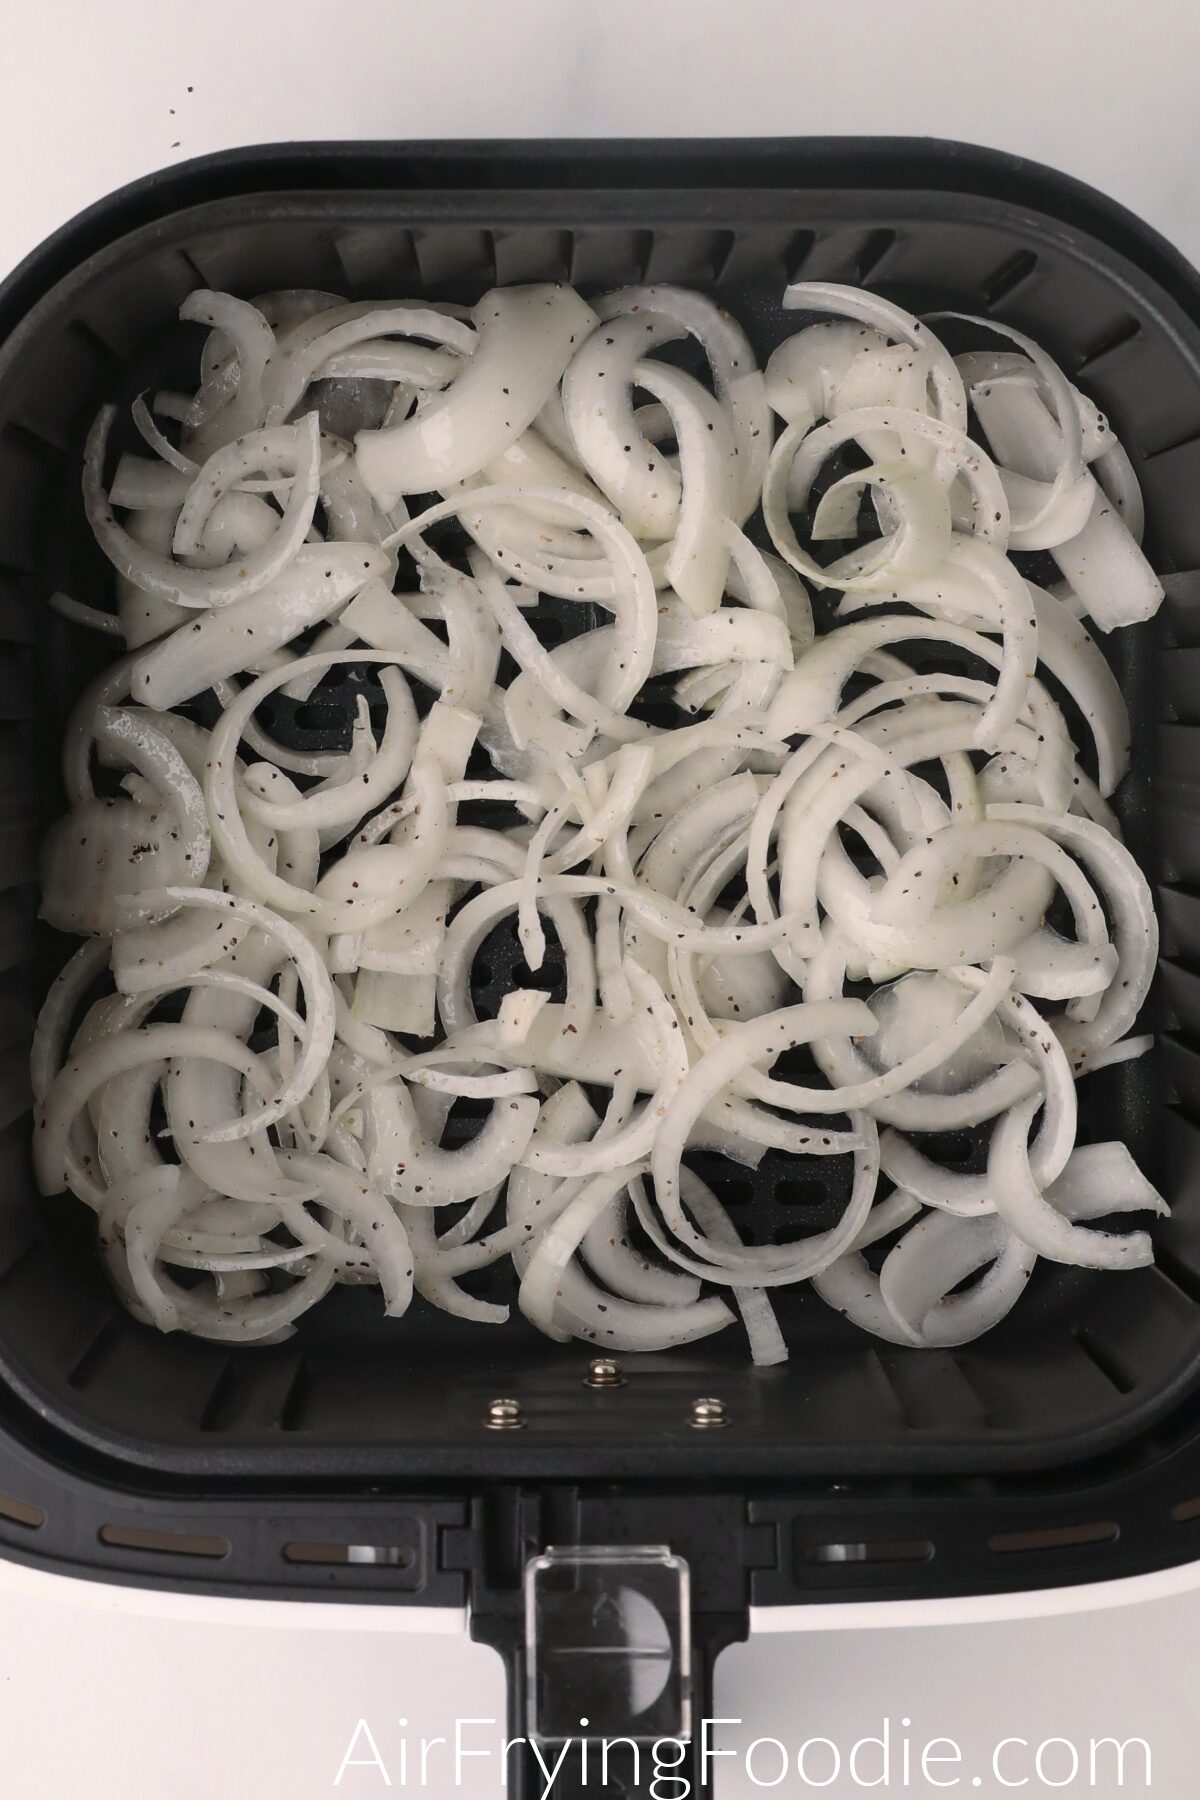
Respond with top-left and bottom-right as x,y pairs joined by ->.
524,1544 -> 691,1744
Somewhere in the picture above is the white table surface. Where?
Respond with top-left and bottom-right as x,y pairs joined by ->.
3,2 -> 1199,1793
5,0 -> 1200,278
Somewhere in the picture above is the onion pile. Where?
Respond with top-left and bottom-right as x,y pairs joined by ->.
34,276 -> 1167,1359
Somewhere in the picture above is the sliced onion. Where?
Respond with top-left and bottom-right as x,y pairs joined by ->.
85,409 -> 322,611
356,285 -> 597,501
37,273 -> 1165,1361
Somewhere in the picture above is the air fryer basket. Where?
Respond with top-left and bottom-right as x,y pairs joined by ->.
1,141 -> 1200,1791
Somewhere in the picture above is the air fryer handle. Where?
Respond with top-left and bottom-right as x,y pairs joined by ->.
471,1604 -> 746,1799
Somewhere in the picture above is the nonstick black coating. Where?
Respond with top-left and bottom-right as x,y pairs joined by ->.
0,143 -> 1197,1490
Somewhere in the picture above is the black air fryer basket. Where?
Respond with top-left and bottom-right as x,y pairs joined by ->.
2,138 -> 1200,1793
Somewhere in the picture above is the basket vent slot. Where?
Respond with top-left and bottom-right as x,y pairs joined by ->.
1071,1326 -> 1136,1394
0,1492 -> 44,1529
283,1540 -> 414,1567
198,1356 -> 237,1432
1151,1245 -> 1200,1307
279,1358 -> 312,1432
66,1314 -> 122,1390
68,318 -> 117,362
784,231 -> 816,283
803,1538 -> 933,1566
982,249 -> 1039,309
1077,316 -> 1142,370
856,229 -> 897,283
99,1523 -> 229,1559
987,1520 -> 1118,1555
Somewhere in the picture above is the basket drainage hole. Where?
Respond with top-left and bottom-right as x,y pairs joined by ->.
283,1540 -> 414,1567
0,1492 -> 44,1530
803,1539 -> 933,1566
99,1523 -> 229,1559
987,1521 -> 1118,1555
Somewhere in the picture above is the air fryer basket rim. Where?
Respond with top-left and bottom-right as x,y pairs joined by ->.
0,139 -> 1199,1621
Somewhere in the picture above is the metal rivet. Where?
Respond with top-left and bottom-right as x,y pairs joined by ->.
584,1357 -> 625,1389
485,1397 -> 524,1431
690,1396 -> 729,1430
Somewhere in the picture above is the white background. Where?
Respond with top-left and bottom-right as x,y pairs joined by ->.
3,1 -> 1199,1794
4,0 -> 1200,277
